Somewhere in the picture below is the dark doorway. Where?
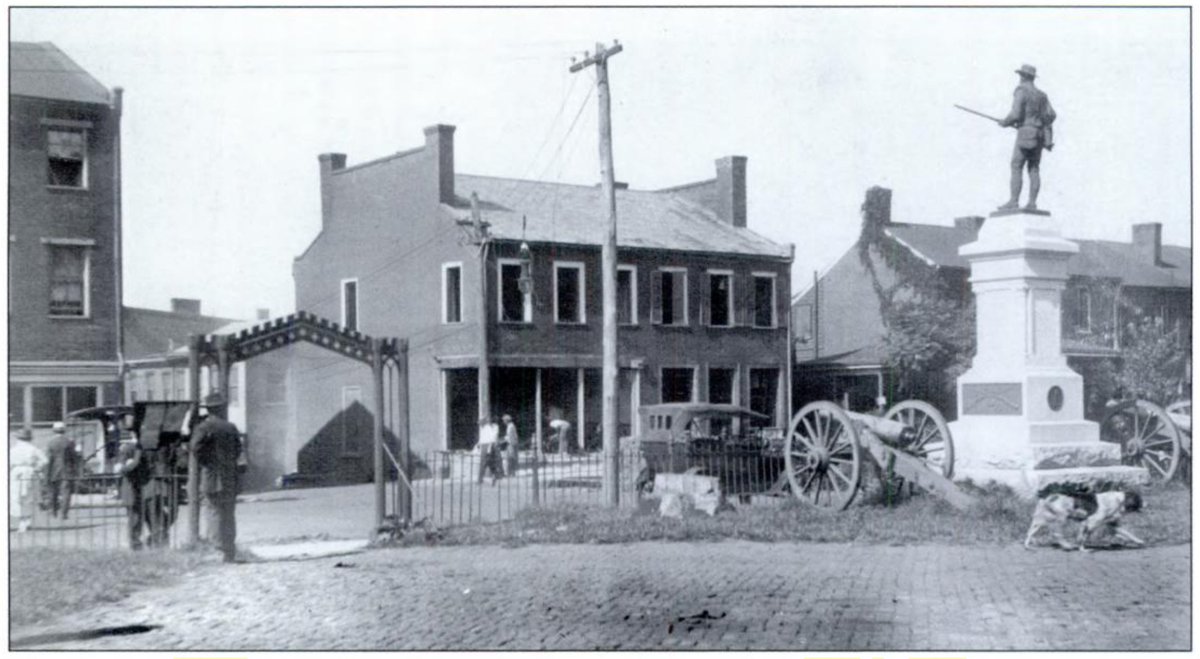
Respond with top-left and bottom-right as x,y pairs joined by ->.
445,368 -> 479,450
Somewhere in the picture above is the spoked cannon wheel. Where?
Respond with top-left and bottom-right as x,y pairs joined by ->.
784,401 -> 862,510
884,400 -> 955,478
1100,400 -> 1184,483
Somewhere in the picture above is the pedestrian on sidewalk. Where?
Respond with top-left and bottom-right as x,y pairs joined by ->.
45,421 -> 79,520
476,415 -> 502,485
9,428 -> 46,533
502,414 -> 519,476
190,393 -> 242,562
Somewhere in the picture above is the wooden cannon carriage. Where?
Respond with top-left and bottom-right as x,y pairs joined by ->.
637,399 -> 972,510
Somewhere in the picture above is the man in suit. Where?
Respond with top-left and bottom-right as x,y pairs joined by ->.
190,393 -> 242,562
45,421 -> 79,519
997,64 -> 1057,212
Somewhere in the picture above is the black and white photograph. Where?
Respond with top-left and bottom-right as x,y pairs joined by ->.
5,4 -> 1192,655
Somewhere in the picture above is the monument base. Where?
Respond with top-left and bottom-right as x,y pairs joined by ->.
954,465 -> 1149,497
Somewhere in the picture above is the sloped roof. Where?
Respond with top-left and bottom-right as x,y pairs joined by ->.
10,42 -> 111,105
449,174 -> 791,259
885,222 -> 1191,288
123,306 -> 240,361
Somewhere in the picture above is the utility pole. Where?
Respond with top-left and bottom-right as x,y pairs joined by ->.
571,40 -> 622,507
458,193 -> 491,425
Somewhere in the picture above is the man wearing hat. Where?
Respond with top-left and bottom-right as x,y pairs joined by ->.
45,421 -> 80,519
9,428 -> 47,532
190,393 -> 242,562
997,64 -> 1056,212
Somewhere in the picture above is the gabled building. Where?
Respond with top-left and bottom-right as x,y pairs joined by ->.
791,187 -> 1191,415
9,42 -> 124,441
122,298 -> 241,404
286,124 -> 793,481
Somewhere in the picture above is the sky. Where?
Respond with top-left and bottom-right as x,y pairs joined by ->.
9,7 -> 1192,320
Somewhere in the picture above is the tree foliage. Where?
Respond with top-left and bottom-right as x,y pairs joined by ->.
1116,315 -> 1188,406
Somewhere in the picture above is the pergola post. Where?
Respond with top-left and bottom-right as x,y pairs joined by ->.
397,340 -> 412,522
186,334 -> 202,546
371,337 -> 385,530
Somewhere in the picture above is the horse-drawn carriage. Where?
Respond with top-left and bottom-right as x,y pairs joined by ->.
637,398 -> 969,510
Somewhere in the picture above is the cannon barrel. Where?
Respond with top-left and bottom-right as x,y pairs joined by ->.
843,410 -> 917,445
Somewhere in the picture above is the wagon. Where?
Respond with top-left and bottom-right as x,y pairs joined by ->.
636,399 -> 969,510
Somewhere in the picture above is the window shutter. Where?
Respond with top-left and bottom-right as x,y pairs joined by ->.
699,273 -> 710,326
735,275 -> 750,327
650,270 -> 663,324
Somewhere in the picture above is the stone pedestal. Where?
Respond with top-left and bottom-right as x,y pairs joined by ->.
948,210 -> 1146,495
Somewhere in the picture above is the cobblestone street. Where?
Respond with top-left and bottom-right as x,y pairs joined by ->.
11,540 -> 1189,651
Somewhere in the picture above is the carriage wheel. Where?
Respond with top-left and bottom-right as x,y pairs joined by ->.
884,400 -> 955,479
1100,400 -> 1184,483
784,401 -> 862,510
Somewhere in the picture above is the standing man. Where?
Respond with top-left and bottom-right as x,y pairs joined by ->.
45,421 -> 79,519
997,64 -> 1056,212
190,393 -> 242,562
9,428 -> 47,533
117,435 -> 150,549
501,414 -> 519,476
476,415 -> 502,484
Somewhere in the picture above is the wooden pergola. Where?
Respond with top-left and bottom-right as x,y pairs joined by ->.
186,311 -> 409,543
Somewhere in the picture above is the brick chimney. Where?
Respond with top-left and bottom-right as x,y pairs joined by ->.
318,153 -> 347,228
863,186 -> 892,226
256,308 -> 270,321
171,298 -> 201,315
714,156 -> 747,228
954,215 -> 986,232
1132,222 -> 1163,265
424,124 -> 456,204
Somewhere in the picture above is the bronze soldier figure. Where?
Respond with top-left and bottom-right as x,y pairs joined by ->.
997,64 -> 1056,212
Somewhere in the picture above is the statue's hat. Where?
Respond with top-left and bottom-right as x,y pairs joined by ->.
1015,64 -> 1037,78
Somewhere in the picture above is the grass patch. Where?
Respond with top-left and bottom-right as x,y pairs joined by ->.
395,482 -> 1190,549
10,548 -> 210,627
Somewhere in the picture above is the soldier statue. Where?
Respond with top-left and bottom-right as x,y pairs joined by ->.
996,64 -> 1056,212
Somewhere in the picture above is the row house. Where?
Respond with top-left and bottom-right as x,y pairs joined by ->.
791,187 -> 1191,416
282,124 -> 792,482
9,42 -> 124,444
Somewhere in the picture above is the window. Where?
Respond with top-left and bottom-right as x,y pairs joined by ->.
265,364 -> 288,404
47,128 -> 87,188
499,260 -> 531,323
554,262 -> 585,324
1069,287 -> 1092,332
30,385 -> 96,424
174,368 -> 188,399
707,271 -> 733,327
617,265 -> 637,325
752,274 -> 776,328
341,278 -> 359,331
9,387 -> 25,422
661,367 -> 694,403
48,244 -> 89,317
708,368 -> 735,405
653,268 -> 688,326
749,368 -> 778,427
442,263 -> 463,324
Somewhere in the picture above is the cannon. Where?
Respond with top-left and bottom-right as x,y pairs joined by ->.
637,399 -> 970,511
1099,398 -> 1190,484
782,400 -> 971,511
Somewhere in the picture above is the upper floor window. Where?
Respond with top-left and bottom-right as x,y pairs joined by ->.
48,244 -> 89,317
653,268 -> 688,326
341,278 -> 359,331
47,128 -> 87,188
752,273 -> 777,328
1069,287 -> 1092,332
707,270 -> 733,327
554,262 -> 585,324
499,260 -> 531,323
31,385 -> 96,424
442,263 -> 463,324
617,265 -> 637,325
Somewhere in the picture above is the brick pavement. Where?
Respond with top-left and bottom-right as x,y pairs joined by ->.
10,540 -> 1189,651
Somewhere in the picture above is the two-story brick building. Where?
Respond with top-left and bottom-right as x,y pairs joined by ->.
281,124 -> 792,481
9,42 -> 124,441
791,187 -> 1191,416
